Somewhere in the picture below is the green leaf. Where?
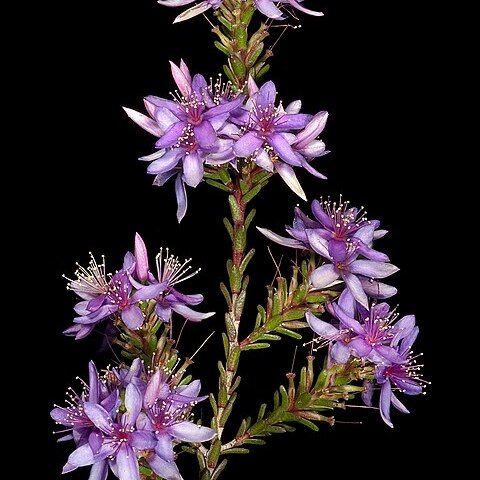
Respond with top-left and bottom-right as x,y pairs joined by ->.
243,183 -> 263,203
244,208 -> 256,231
241,342 -> 270,351
275,327 -> 302,340
223,218 -> 233,241
246,42 -> 264,68
220,282 -> 231,307
224,447 -> 250,455
214,40 -> 231,56
230,56 -> 246,78
255,63 -> 270,81
244,438 -> 266,445
306,293 -> 330,304
209,393 -> 218,415
283,309 -> 306,321
234,225 -> 246,252
257,403 -> 267,421
206,179 -> 231,192
211,459 -> 229,480
251,170 -> 271,185
240,248 -> 255,273
229,375 -> 242,394
239,178 -> 249,194
258,333 -> 281,341
223,63 -> 237,86
221,332 -> 229,357
229,265 -> 242,293
279,385 -> 289,407
294,417 -> 320,431
207,439 -> 222,469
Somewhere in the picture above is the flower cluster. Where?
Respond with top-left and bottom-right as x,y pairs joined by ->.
158,0 -> 323,24
63,233 -> 214,340
259,197 -> 425,427
125,61 -> 329,221
51,360 -> 215,480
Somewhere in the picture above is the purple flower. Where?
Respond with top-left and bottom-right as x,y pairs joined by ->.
73,270 -> 165,332
329,297 -> 415,365
125,60 -> 243,222
375,326 -> 425,427
254,0 -> 324,19
233,79 -> 327,199
157,0 -> 222,24
139,370 -> 216,479
64,383 -> 157,480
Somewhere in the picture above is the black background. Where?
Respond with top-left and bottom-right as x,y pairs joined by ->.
36,1 -> 436,478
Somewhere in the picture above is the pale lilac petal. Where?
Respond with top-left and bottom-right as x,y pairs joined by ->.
154,107 -> 181,131
182,152 -> 204,187
349,260 -> 399,279
337,289 -> 356,317
116,445 -> 140,480
173,2 -> 211,23
362,380 -> 374,407
155,303 -> 173,322
374,345 -> 408,364
357,243 -> 390,262
275,162 -> 307,200
255,149 -> 274,172
155,431 -> 175,462
131,283 -> 166,302
84,403 -> 114,434
147,454 -> 183,480
203,96 -> 244,120
360,278 -> 397,299
155,122 -> 186,149
258,80 -> 277,105
147,150 -> 182,175
74,300 -> 90,315
380,381 -> 394,428
342,272 -> 369,309
154,170 -> 177,187
66,443 -> 95,468
89,460 -> 108,480
194,121 -> 216,148
171,291 -> 203,305
124,384 -> 142,426
176,379 -> 201,397
305,229 -> 330,257
285,100 -> 302,114
74,304 -> 118,324
276,113 -> 312,131
256,226 -> 305,248
391,392 -> 410,414
209,113 -> 230,131
287,0 -> 324,16
171,303 -> 215,322
145,371 -> 170,407
63,324 -> 95,339
121,305 -> 144,330
134,233 -> 149,282
123,108 -> 163,137
145,96 -> 181,116
349,338 -> 372,357
374,229 -> 389,240
158,0 -> 197,6
269,133 -> 302,166
330,342 -> 351,364
170,421 -> 217,442
139,150 -> 166,162
391,315 -> 416,347
179,59 -> 191,84
309,263 -> 339,289
328,239 -> 349,262
130,431 -> 157,450
311,199 -> 333,228
354,224 -> 375,245
299,141 -> 328,159
399,327 -> 419,356
295,111 -> 328,148
247,75 -> 259,97
175,175 -> 188,224
330,302 -> 365,335
234,132 -> 264,157
306,312 -> 338,338
170,61 -> 191,97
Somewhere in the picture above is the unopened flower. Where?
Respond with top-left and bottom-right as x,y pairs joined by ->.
254,0 -> 324,20
158,0 -> 222,24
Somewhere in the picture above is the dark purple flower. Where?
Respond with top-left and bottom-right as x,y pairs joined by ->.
329,297 -> 415,365
139,370 -> 216,479
234,79 -> 327,199
375,326 -> 425,427
125,60 -> 243,222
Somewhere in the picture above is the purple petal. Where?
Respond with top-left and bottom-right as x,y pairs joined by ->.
309,263 -> 339,289
305,229 -> 330,257
88,361 -> 100,404
285,100 -> 302,114
328,239 -> 349,262
255,148 -> 274,172
354,224 -> 375,245
74,304 -> 118,325
360,278 -> 397,299
176,379 -> 201,397
121,305 -> 144,330
349,338 -> 373,357
154,170 -> 177,186
145,96 -> 182,117
391,392 -> 410,414
66,443 -> 95,468
123,107 -> 163,137
288,0 -> 324,16
155,122 -> 187,149
330,302 -> 365,335
169,421 -> 216,442
134,233 -> 149,282
147,454 -> 183,480
255,0 -> 285,19
175,174 -> 188,222
337,289 -> 356,317
311,199 -> 334,229
301,158 -> 328,179
276,113 -> 312,131
63,323 -> 95,339
374,345 -> 408,364
258,80 -> 277,105
306,312 -> 338,337
131,283 -> 166,303
299,140 -> 327,159
171,303 -> 215,322
89,461 -> 109,480
182,152 -> 204,187
116,445 -> 140,480
155,302 -> 173,322
379,380 -> 394,428
147,150 -> 182,175
234,131 -> 264,157
173,2 -> 212,23
74,300 -> 91,315
330,342 -> 351,364
154,107 -> 181,131
130,431 -> 157,450
342,272 -> 369,309
124,383 -> 142,426
374,229 -> 388,240
170,61 -> 191,97
269,133 -> 302,166
295,111 -> 328,148
256,226 -> 305,249
155,431 -> 175,462
399,327 -> 419,356
391,315 -> 416,347
194,121 -> 216,148
145,370 -> 170,406
192,73 -> 208,95
357,242 -> 390,262
84,403 -> 114,434
349,260 -> 399,279
275,162 -> 307,200
203,96 -> 244,120
170,290 -> 203,305
361,380 -> 374,407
